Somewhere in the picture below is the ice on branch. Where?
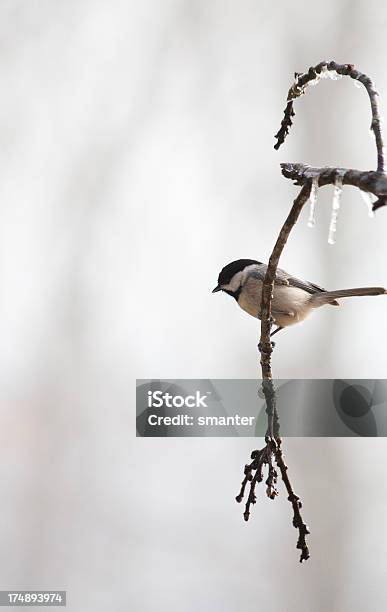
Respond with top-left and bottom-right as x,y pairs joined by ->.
309,66 -> 342,87
328,172 -> 345,244
319,65 -> 342,81
360,190 -> 376,218
290,66 -> 342,100
307,176 -> 319,228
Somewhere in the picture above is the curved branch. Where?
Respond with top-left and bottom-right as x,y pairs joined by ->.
274,61 -> 385,174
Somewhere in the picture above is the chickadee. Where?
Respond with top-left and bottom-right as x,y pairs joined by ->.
213,259 -> 386,337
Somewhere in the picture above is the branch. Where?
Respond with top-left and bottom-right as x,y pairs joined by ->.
252,183 -> 312,562
236,157 -> 313,566
281,163 -> 387,211
259,183 -> 312,375
237,60 -> 385,564
274,60 -> 385,174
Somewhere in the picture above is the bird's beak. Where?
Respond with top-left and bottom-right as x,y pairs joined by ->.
212,285 -> 222,293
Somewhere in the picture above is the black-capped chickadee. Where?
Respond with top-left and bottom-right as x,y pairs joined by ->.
213,259 -> 386,337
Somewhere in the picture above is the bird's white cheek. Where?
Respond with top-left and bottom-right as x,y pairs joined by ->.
221,271 -> 244,293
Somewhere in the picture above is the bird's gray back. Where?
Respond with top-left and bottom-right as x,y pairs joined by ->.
247,264 -> 326,296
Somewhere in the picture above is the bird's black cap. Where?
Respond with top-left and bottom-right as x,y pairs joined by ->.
212,259 -> 260,293
218,259 -> 260,285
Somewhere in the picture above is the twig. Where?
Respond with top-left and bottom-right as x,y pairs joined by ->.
275,439 -> 310,562
236,429 -> 309,561
236,443 -> 278,520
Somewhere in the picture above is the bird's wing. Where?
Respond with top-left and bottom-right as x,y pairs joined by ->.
277,268 -> 341,305
281,270 -> 327,295
250,264 -> 326,294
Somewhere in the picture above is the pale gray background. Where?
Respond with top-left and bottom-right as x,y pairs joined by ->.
0,1 -> 387,611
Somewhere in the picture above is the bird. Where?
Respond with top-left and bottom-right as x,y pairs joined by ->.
212,259 -> 386,337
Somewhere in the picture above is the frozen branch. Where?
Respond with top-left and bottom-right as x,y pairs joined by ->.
281,163 -> 387,211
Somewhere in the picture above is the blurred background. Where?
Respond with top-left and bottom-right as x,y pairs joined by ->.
0,1 -> 387,610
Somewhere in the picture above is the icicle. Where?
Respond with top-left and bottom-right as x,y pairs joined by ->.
307,176 -> 319,228
360,191 -> 376,218
328,174 -> 344,245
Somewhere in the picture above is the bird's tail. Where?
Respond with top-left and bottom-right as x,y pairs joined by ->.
310,286 -> 387,306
